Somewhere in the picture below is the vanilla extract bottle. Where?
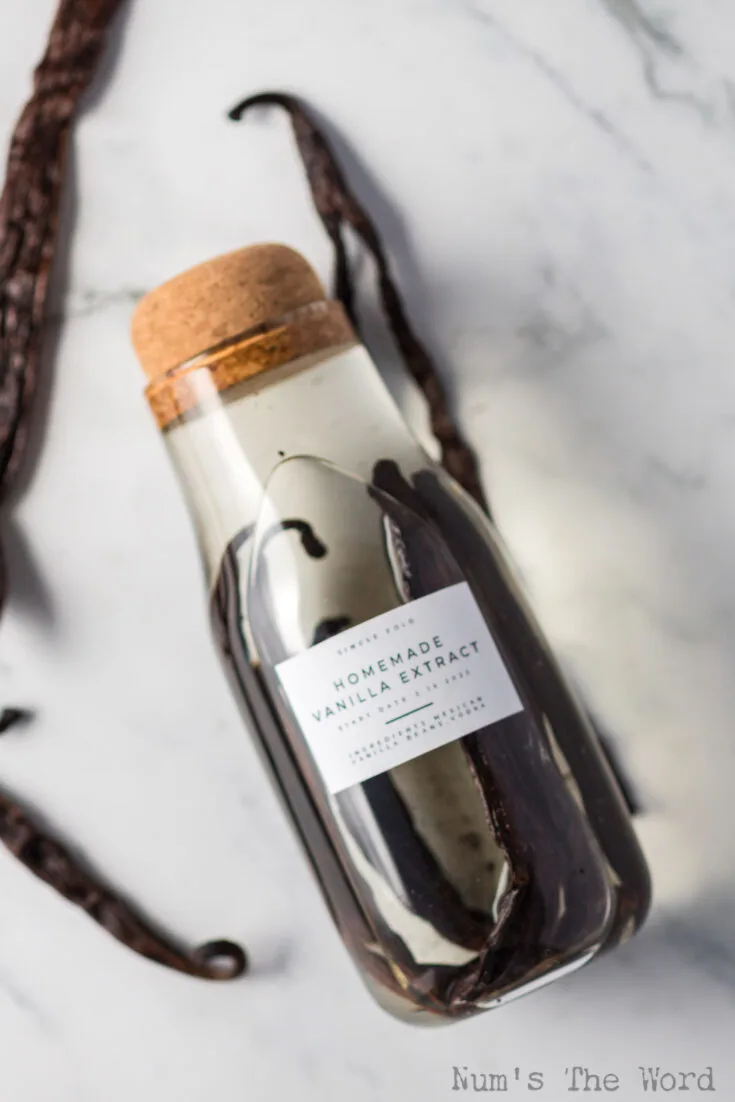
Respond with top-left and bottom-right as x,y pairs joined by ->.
131,244 -> 650,1023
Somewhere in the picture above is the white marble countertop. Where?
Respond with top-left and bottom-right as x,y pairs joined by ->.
1,0 -> 734,1098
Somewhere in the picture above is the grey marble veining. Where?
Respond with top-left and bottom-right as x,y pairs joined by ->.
469,2 -> 654,171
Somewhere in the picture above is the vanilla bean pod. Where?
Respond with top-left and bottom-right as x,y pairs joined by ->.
0,0 -> 245,979
0,786 -> 245,979
229,92 -> 489,513
0,0 -> 124,495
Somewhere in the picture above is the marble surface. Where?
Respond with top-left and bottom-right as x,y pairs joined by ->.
1,0 -> 735,1098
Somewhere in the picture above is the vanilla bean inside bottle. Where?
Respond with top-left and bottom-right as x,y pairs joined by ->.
131,244 -> 650,1023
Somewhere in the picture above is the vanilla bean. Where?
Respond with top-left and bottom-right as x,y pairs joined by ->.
0,0 -> 125,495
0,788 -> 246,979
229,92 -> 489,513
0,0 -> 247,979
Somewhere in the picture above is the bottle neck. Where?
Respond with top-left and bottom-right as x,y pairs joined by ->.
156,342 -> 431,579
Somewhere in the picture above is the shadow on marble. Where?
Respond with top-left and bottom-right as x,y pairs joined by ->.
84,0 -> 139,115
3,517 -> 56,630
240,938 -> 293,982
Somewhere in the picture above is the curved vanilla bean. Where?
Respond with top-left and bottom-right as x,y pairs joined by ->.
0,788 -> 246,979
229,92 -> 489,513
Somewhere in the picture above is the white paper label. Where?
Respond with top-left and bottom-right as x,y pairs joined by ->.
274,582 -> 523,793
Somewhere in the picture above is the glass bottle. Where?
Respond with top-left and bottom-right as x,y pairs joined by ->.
131,244 -> 650,1023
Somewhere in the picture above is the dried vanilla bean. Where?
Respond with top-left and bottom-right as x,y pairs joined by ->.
0,0 -> 125,495
229,92 -> 489,514
0,788 -> 246,979
0,0 -> 246,980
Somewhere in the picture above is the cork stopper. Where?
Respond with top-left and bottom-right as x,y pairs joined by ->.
131,244 -> 326,379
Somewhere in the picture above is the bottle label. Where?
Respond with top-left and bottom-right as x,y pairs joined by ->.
274,582 -> 522,793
